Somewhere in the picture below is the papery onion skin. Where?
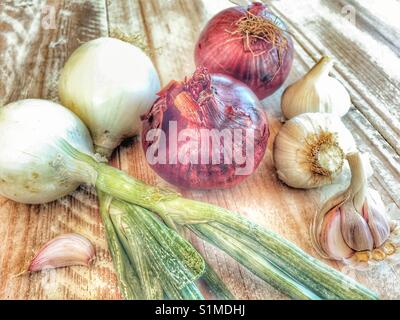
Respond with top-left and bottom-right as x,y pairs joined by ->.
194,2 -> 294,100
141,68 -> 269,190
59,37 -> 160,157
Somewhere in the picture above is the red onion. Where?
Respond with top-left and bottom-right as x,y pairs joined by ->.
141,67 -> 269,189
194,2 -> 294,100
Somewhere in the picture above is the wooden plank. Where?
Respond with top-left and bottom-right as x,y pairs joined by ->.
0,0 -> 119,300
335,0 -> 400,55
0,0 -> 399,300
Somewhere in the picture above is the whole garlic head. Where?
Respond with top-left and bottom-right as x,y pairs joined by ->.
311,152 -> 397,266
273,113 -> 356,189
281,56 -> 351,119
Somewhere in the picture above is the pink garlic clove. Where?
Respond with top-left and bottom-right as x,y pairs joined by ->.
320,206 -> 354,260
340,201 -> 374,252
364,189 -> 390,248
28,233 -> 95,272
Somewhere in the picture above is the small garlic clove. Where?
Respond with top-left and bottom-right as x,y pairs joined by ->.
28,233 -> 95,272
340,201 -> 374,252
363,190 -> 390,248
319,206 -> 354,260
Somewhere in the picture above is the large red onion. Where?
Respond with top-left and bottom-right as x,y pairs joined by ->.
141,67 -> 269,189
194,2 -> 294,100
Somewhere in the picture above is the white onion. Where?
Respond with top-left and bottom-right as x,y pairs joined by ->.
0,99 -> 95,204
59,37 -> 160,157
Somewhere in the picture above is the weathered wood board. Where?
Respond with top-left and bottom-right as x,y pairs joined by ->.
0,0 -> 399,299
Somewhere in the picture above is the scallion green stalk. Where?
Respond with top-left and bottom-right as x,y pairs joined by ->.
98,191 -> 142,299
201,264 -> 235,300
192,223 -> 320,300
71,146 -> 378,300
109,200 -> 164,299
202,221 -> 340,299
98,191 -> 213,300
161,199 -> 378,300
118,201 -> 204,291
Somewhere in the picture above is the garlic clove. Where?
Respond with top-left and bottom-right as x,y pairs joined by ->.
364,190 -> 390,248
319,205 -> 354,260
28,233 -> 95,272
340,201 -> 374,252
281,80 -> 321,119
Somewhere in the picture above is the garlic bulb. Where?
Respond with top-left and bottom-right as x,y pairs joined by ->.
312,152 -> 397,265
273,113 -> 356,189
59,37 -> 160,157
281,56 -> 351,119
29,233 -> 95,272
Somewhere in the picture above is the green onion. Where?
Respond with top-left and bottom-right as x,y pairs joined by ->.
201,264 -> 235,300
109,200 -> 164,299
98,190 -> 232,300
98,191 -> 142,299
92,161 -> 378,300
201,221 -> 339,299
117,200 -> 204,291
192,223 -> 320,300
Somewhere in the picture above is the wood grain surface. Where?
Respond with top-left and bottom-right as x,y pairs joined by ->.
0,0 -> 399,300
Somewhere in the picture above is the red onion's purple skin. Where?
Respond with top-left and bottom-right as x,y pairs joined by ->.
141,68 -> 269,190
194,2 -> 294,100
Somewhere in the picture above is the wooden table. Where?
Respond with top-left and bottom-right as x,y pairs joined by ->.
0,0 -> 399,300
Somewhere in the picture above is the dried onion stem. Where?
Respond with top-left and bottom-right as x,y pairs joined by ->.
110,28 -> 152,57
227,12 -> 289,65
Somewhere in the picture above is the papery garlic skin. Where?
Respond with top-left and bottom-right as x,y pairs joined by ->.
29,233 -> 95,272
312,152 -> 396,266
281,56 -> 351,120
319,205 -> 354,260
0,100 -> 95,204
59,37 -> 160,157
364,189 -> 390,248
273,113 -> 356,189
340,200 -> 374,251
